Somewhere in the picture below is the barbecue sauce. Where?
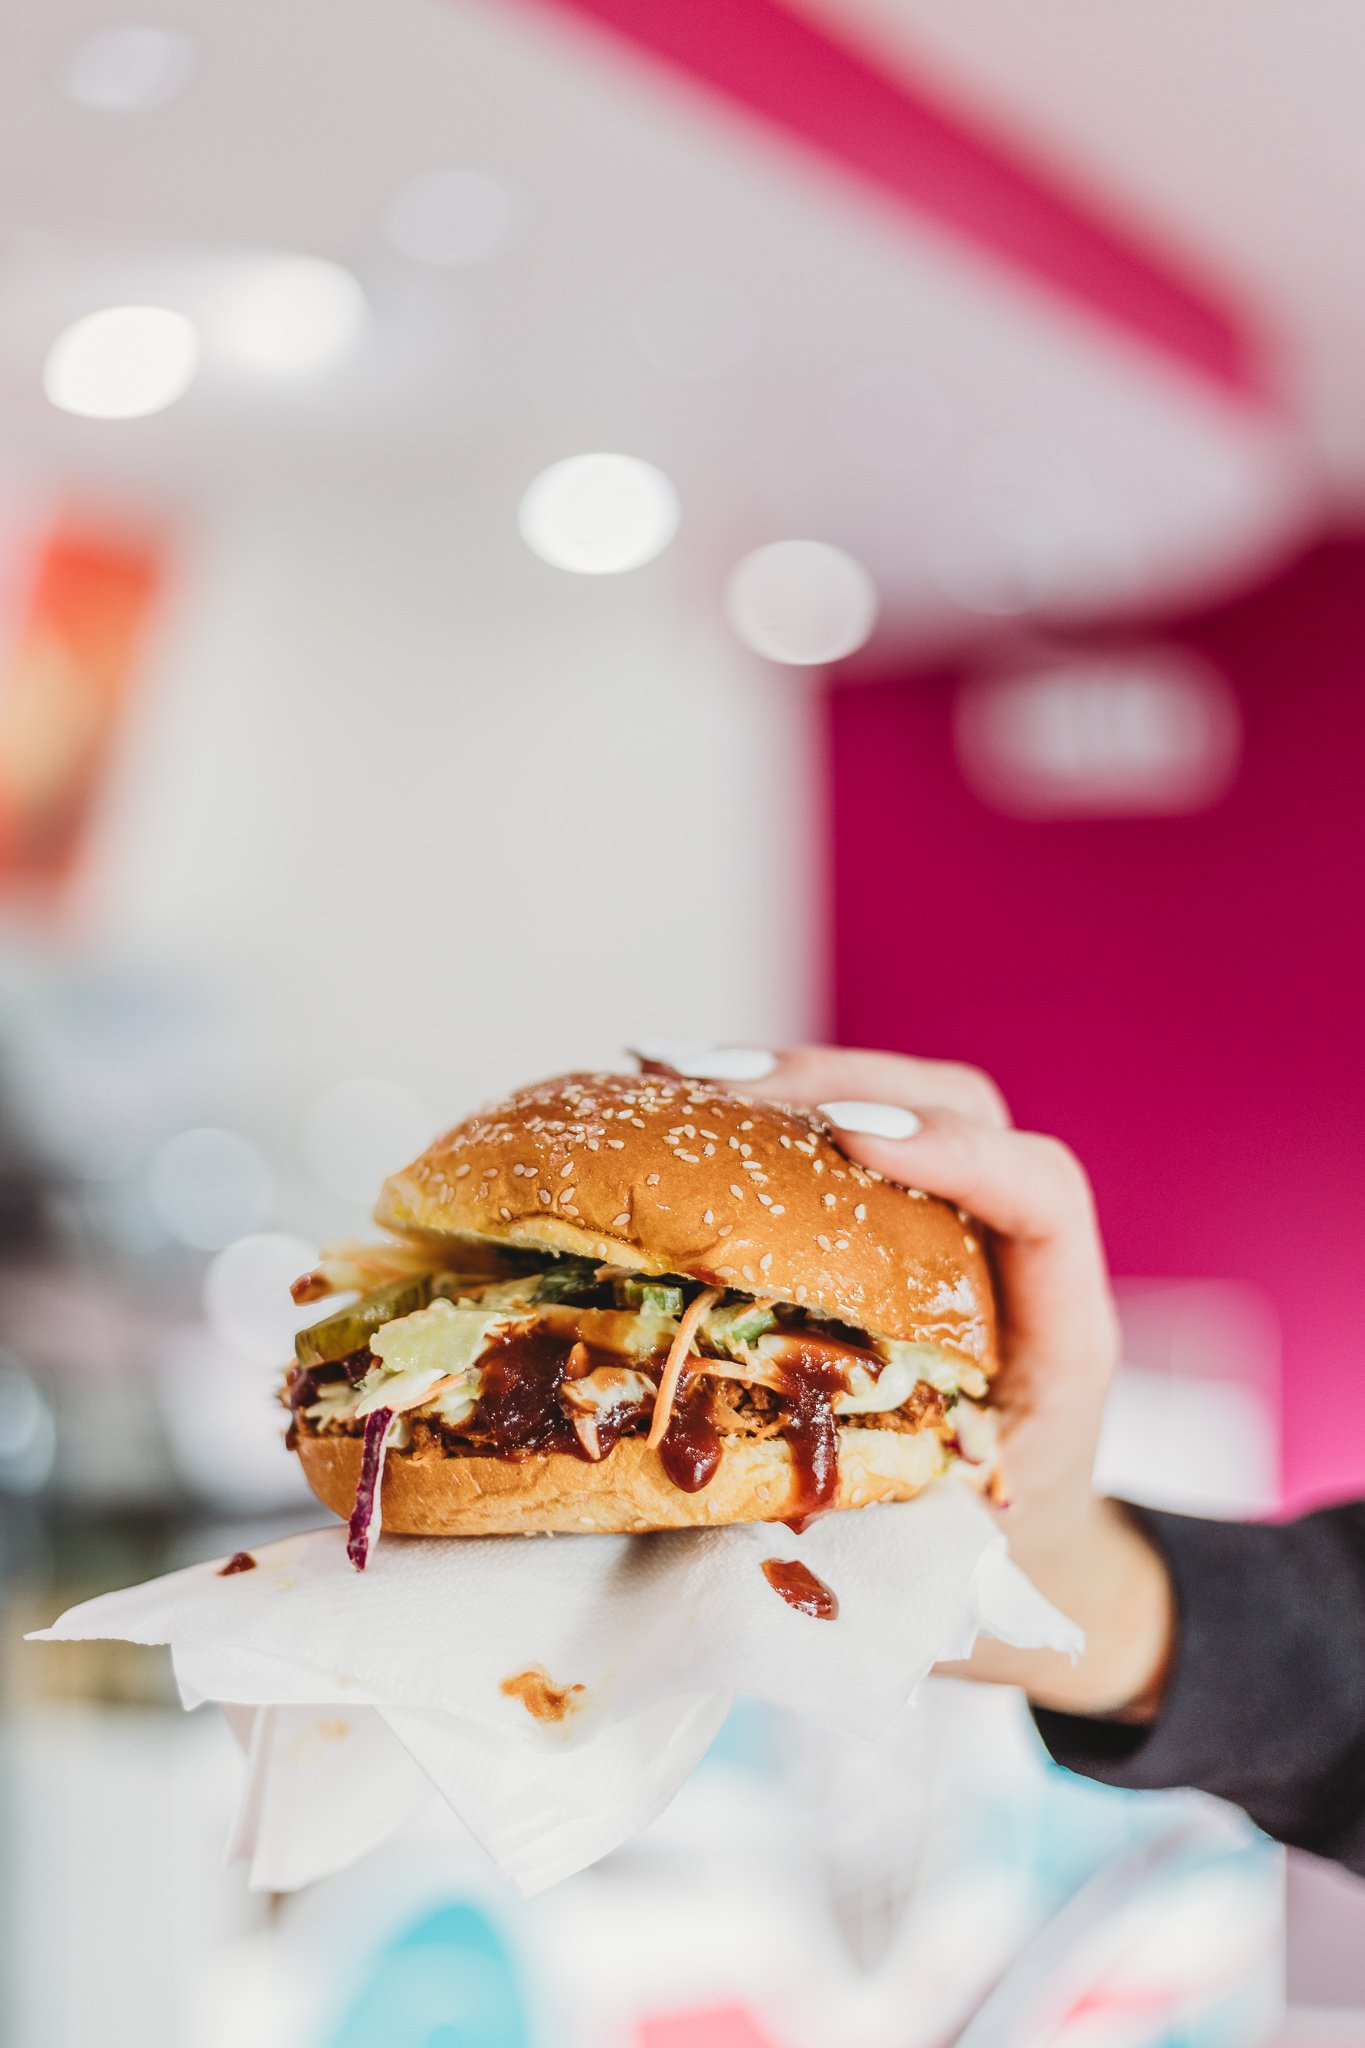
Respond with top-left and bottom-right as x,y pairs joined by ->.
659,1378 -> 722,1492
769,1348 -> 848,1530
218,1550 -> 258,1576
761,1557 -> 838,1620
476,1329 -> 575,1453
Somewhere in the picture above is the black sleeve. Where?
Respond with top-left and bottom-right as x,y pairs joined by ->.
1033,1502 -> 1365,1874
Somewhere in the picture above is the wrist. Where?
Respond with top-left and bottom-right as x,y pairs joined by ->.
941,1496 -> 1175,1721
1024,1497 -> 1175,1720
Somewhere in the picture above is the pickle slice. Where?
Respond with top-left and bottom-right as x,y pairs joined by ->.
294,1274 -> 431,1366
617,1275 -> 687,1317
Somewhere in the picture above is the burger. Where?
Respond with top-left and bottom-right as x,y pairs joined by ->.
283,1071 -> 1000,1566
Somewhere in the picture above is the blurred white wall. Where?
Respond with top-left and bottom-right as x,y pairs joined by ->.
78,494 -> 813,1142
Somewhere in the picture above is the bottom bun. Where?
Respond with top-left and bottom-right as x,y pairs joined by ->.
295,1427 -> 953,1537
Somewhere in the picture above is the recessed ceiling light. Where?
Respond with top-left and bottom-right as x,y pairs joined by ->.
57,24 -> 198,113
212,255 -> 367,377
953,651 -> 1242,817
631,277 -> 758,381
44,305 -> 198,418
518,454 -> 680,575
725,541 -> 878,665
382,169 -> 522,268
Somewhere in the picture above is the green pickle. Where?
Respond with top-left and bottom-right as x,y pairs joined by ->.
706,1299 -> 777,1353
294,1274 -> 431,1366
617,1275 -> 687,1317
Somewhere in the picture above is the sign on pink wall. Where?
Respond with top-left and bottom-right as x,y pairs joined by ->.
824,536 -> 1365,1507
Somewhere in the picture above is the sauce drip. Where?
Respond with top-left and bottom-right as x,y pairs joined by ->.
218,1550 -> 258,1576
770,1347 -> 847,1530
781,1380 -> 839,1530
761,1557 -> 838,1620
477,1329 -> 575,1453
658,1378 -> 722,1492
475,1332 -> 651,1461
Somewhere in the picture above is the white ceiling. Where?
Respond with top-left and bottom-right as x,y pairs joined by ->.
800,0 -> 1365,492
0,0 -> 1331,646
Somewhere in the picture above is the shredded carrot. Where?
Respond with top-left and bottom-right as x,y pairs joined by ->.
647,1288 -> 721,1448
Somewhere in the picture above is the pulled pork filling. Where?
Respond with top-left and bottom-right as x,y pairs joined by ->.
284,1243 -> 997,1541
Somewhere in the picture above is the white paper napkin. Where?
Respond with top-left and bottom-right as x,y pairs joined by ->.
30,1480 -> 1079,1894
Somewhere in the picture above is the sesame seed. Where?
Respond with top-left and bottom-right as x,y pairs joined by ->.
499,1206 -> 511,1220
728,1136 -> 741,1150
717,1223 -> 733,1237
759,1253 -> 773,1271
729,1184 -> 744,1199
608,1138 -> 626,1149
817,1234 -> 831,1251
716,1265 -> 737,1279
612,1212 -> 630,1228
703,1143 -> 715,1157
703,1209 -> 714,1225
631,1117 -> 645,1129
758,1192 -> 772,1206
739,1143 -> 752,1157
700,1129 -> 718,1141
813,1159 -> 824,1174
559,1186 -> 575,1203
963,1234 -> 978,1253
854,1203 -> 867,1222
823,1192 -> 836,1208
769,1204 -> 785,1217
742,1265 -> 755,1281
455,1163 -> 472,1178
835,1238 -> 849,1251
559,1163 -> 573,1179
678,1151 -> 700,1164
779,1135 -> 792,1149
587,1139 -> 599,1151
738,1120 -> 753,1132
539,1190 -> 552,1205
646,1172 -> 661,1186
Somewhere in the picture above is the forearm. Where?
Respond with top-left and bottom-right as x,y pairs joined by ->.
1035,1504 -> 1365,1875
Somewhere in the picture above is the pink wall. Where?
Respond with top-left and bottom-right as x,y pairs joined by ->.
825,536 -> 1365,1508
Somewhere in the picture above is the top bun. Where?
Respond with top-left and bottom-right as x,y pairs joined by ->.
376,1071 -> 996,1367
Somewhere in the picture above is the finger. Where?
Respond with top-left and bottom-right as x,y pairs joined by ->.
816,1102 -> 1089,1245
627,1040 -> 1012,1128
760,1047 -> 1012,1128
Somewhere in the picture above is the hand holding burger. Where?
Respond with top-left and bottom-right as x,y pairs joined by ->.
657,1040 -> 1175,1722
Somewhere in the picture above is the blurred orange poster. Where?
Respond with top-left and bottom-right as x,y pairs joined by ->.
0,529 -> 161,898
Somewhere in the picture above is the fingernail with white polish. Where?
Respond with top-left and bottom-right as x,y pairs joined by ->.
818,1100 -> 922,1140
629,1039 -> 777,1083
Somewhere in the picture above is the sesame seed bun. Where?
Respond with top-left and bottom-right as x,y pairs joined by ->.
375,1070 -> 997,1364
296,1423 -> 958,1538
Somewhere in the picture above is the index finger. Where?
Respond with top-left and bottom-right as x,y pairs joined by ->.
629,1041 -> 1012,1128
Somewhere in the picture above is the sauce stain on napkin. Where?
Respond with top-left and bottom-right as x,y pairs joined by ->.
500,1665 -> 586,1722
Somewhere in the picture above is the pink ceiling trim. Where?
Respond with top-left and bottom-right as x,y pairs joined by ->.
530,0 -> 1262,400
